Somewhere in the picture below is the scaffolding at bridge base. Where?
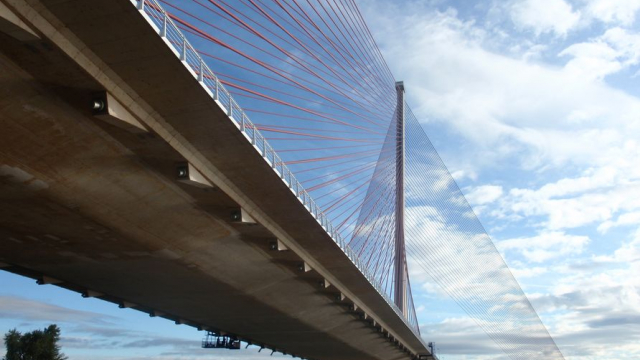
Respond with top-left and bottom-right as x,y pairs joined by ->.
201,332 -> 241,350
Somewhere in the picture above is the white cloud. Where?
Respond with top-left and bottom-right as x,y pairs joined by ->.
488,165 -> 640,230
560,27 -> 640,81
498,231 -> 590,262
451,169 -> 477,181
560,41 -> 623,80
510,266 -> 548,278
602,27 -> 640,65
582,0 -> 640,26
598,211 -> 640,233
420,317 -> 505,357
465,184 -> 503,205
506,181 -> 640,230
612,227 -> 640,263
364,2 -> 640,174
0,295 -> 116,324
510,0 -> 581,37
514,228 -> 640,358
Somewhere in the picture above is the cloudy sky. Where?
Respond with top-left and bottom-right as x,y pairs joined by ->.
2,0 -> 640,359
363,0 -> 640,359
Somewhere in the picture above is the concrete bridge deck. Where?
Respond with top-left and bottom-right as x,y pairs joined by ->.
0,0 -> 432,359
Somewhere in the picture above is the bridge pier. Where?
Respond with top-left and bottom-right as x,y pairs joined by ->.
394,81 -> 408,317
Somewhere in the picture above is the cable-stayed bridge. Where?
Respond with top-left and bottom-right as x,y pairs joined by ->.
0,0 -> 563,359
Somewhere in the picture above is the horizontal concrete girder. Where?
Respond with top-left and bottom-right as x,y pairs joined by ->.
0,1 -> 39,41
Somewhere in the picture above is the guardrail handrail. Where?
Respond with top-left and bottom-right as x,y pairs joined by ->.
132,0 -> 421,338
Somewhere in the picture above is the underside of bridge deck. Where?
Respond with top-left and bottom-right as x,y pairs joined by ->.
0,1 -> 432,359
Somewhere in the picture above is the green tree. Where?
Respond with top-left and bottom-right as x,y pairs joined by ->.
3,324 -> 67,360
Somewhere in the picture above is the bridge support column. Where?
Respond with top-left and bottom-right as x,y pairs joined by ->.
394,81 -> 407,317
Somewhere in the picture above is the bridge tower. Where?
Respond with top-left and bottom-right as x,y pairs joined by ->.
394,81 -> 407,316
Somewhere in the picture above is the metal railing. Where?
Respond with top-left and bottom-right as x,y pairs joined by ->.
131,0 -> 421,338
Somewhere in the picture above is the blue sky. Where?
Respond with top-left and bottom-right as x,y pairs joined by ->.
2,0 -> 640,359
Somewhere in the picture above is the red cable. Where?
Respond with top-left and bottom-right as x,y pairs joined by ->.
267,0 -> 389,106
218,73 -> 386,122
324,177 -> 371,213
195,48 -> 386,121
173,16 -> 387,128
328,0 -> 395,91
223,84 -> 383,134
285,149 -> 383,165
204,0 -> 390,123
302,160 -> 376,184
285,0 -> 394,97
275,144 -> 378,153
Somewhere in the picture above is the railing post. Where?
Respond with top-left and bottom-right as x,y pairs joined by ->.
252,127 -> 256,145
160,13 -> 167,37
137,0 -> 145,11
240,113 -> 245,131
198,60 -> 204,82
181,40 -> 187,61
228,97 -> 233,117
